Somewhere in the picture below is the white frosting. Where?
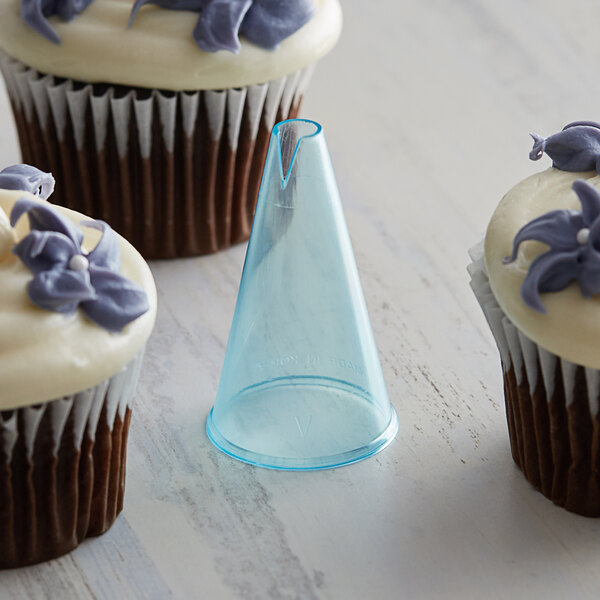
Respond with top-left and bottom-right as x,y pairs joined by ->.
0,353 -> 142,458
0,0 -> 342,91
577,227 -> 590,245
69,253 -> 89,271
469,246 -> 600,413
485,168 -> 600,369
0,190 -> 157,410
0,205 -> 16,259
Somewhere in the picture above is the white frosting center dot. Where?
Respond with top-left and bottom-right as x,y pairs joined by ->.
577,228 -> 590,245
69,254 -> 89,271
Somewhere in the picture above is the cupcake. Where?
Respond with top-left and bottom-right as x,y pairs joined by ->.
0,164 -> 157,567
0,0 -> 342,258
469,121 -> 600,516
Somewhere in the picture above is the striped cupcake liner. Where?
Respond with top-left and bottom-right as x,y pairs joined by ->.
469,242 -> 600,516
0,351 -> 144,568
0,50 -> 314,258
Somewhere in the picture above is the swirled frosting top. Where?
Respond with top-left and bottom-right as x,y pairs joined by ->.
0,0 -> 342,90
0,190 -> 157,410
485,168 -> 600,369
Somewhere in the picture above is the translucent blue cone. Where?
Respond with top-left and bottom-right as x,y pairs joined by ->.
206,119 -> 398,470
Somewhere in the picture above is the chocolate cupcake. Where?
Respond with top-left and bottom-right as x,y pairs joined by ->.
469,122 -> 600,516
0,164 -> 156,567
0,0 -> 342,258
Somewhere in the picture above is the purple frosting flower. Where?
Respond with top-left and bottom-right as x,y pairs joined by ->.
529,121 -> 600,173
10,198 -> 149,332
20,0 -> 94,44
504,179 -> 600,313
0,164 -> 55,199
128,0 -> 315,53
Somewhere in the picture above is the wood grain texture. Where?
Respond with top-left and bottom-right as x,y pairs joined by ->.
4,0 -> 600,597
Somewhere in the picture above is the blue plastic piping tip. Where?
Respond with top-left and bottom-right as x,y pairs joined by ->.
206,119 -> 398,470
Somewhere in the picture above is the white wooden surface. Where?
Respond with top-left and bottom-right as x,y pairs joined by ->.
4,1 -> 600,598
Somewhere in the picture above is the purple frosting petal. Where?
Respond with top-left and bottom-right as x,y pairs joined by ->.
13,230 -> 78,274
128,0 -> 250,52
83,220 -> 121,271
57,0 -> 93,20
240,0 -> 314,49
20,0 -> 94,44
128,0 -> 186,29
20,0 -> 61,44
10,198 -> 149,332
504,210 -> 583,262
505,179 -> 600,312
529,122 -> 600,172
572,179 -> 600,224
28,268 -> 96,314
128,0 -> 313,53
520,250 -> 580,313
0,164 -> 55,199
192,0 -> 251,53
83,266 -> 150,332
11,197 -> 83,247
590,214 -> 600,250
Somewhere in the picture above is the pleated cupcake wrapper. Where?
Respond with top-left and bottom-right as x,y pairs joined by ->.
0,50 -> 314,258
469,241 -> 600,516
0,350 -> 144,569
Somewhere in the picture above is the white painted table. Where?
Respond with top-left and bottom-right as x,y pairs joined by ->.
4,1 -> 600,598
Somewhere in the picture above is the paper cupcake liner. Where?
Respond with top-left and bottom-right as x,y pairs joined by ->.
0,351 -> 144,569
0,50 -> 314,258
468,242 -> 600,516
